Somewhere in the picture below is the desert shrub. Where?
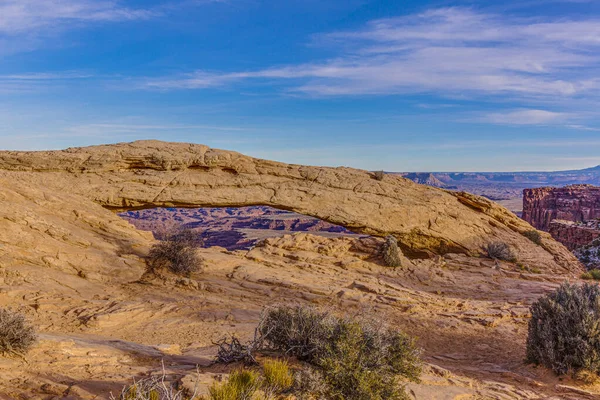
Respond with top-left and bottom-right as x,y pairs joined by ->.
526,282 -> 600,375
318,319 -> 420,400
258,305 -> 421,400
380,235 -> 402,267
0,308 -> 36,356
208,369 -> 262,400
262,359 -> 294,396
147,228 -> 203,276
257,305 -> 336,362
373,170 -> 385,181
485,242 -> 517,262
523,230 -> 542,245
581,270 -> 600,280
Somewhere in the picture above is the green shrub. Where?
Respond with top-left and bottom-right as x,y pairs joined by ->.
485,242 -> 517,262
381,235 -> 402,267
0,308 -> 36,356
208,369 -> 262,400
581,269 -> 600,280
258,305 -> 421,400
262,359 -> 293,395
523,230 -> 542,245
147,228 -> 203,276
319,320 -> 419,399
526,282 -> 600,375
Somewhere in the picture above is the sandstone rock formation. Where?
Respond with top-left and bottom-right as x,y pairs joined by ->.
523,185 -> 600,231
0,141 -> 592,399
0,140 -> 577,270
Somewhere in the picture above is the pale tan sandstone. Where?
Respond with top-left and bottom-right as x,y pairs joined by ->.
0,140 -> 579,272
0,141 -> 593,399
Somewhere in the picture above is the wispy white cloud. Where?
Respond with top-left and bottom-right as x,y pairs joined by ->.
0,70 -> 95,93
0,0 -> 157,35
481,109 -> 569,125
141,7 -> 600,102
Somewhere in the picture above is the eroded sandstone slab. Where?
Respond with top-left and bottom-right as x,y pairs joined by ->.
0,140 -> 578,271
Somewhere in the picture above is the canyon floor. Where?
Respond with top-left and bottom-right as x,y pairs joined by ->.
0,141 -> 594,399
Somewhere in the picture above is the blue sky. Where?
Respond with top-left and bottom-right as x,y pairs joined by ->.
2,0 -> 600,171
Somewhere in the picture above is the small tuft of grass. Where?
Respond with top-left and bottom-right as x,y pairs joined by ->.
208,369 -> 262,400
575,369 -> 600,385
581,269 -> 600,280
517,263 -> 542,274
262,359 -> 294,396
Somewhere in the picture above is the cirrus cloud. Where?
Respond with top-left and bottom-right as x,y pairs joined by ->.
142,7 -> 600,103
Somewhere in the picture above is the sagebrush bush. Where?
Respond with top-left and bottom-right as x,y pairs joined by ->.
381,235 -> 402,267
208,369 -> 262,400
485,242 -> 517,262
257,305 -> 336,362
523,230 -> 542,245
526,282 -> 600,375
147,228 -> 203,276
373,170 -> 385,181
0,308 -> 36,356
258,305 -> 421,400
319,319 -> 419,400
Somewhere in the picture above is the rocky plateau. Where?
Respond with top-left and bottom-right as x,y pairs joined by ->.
0,140 -> 593,399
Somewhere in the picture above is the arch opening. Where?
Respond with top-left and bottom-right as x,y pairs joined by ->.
119,205 -> 366,251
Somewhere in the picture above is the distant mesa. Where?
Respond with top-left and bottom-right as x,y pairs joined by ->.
400,165 -> 600,201
400,173 -> 448,188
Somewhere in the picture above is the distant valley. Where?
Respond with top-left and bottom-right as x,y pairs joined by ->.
398,165 -> 600,215
121,206 -> 361,250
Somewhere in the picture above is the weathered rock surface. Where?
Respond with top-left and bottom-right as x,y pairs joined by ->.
523,185 -> 600,231
0,140 -> 592,399
0,140 -> 578,270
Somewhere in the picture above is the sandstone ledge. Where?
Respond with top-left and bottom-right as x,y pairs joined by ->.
0,140 -> 580,273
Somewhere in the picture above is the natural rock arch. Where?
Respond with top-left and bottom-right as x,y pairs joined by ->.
0,140 -> 577,270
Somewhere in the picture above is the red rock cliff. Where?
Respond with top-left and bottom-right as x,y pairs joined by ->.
548,220 -> 600,250
522,185 -> 600,231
